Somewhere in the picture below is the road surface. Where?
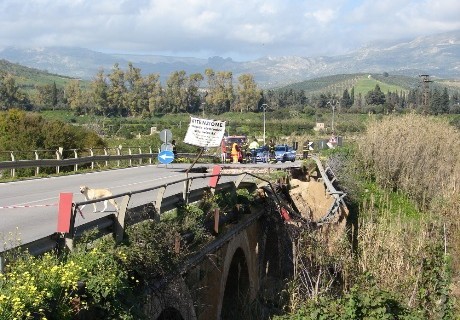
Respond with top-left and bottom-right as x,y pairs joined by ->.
0,161 -> 299,247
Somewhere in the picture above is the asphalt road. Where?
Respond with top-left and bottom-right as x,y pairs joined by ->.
0,161 -> 299,247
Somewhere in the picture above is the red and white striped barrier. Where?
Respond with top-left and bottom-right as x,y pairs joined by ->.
0,203 -> 58,209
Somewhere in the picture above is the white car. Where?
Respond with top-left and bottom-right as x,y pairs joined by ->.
274,145 -> 296,162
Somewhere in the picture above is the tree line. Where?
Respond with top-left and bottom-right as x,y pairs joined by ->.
266,83 -> 460,115
1,63 -> 459,116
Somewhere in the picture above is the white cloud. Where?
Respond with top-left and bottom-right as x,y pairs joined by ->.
0,0 -> 459,60
305,9 -> 337,24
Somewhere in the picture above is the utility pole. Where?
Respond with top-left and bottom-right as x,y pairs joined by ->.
261,104 -> 268,144
419,74 -> 432,112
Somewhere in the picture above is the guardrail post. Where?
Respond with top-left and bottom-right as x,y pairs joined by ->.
104,148 -> 109,167
10,151 -> 15,177
73,149 -> 78,171
56,147 -> 63,174
128,148 -> 132,167
90,148 -> 94,170
149,147 -> 153,164
114,195 -> 131,243
34,150 -> 40,176
183,176 -> 191,204
138,147 -> 142,165
154,186 -> 166,221
214,208 -> 220,234
234,173 -> 247,189
117,146 -> 122,167
64,206 -> 77,251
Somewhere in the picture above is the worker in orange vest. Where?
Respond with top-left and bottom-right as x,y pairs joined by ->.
231,143 -> 239,163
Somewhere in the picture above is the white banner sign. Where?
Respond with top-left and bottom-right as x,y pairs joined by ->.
183,117 -> 226,148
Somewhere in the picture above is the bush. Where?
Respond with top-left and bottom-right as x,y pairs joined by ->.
0,238 -> 136,319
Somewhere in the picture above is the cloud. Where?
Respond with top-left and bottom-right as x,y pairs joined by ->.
0,0 -> 459,60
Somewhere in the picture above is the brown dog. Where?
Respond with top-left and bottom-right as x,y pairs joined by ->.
79,185 -> 119,212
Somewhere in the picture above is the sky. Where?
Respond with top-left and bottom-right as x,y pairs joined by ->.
0,0 -> 459,61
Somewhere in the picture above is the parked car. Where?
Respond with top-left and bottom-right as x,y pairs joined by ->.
274,145 -> 296,162
255,146 -> 269,163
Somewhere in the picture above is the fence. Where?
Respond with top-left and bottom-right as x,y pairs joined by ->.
0,147 -> 218,177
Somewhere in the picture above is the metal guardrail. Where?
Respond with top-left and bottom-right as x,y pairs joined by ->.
0,147 -> 218,177
1,157 -> 345,271
0,170 -> 284,271
310,155 -> 347,225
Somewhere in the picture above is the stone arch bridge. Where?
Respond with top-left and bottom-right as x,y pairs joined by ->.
139,159 -> 348,319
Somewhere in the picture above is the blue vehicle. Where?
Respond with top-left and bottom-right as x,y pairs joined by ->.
274,145 -> 296,162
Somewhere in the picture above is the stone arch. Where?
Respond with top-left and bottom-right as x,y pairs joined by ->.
157,307 -> 184,320
262,224 -> 281,278
143,277 -> 196,320
217,230 -> 257,319
256,211 -> 295,307
220,247 -> 250,319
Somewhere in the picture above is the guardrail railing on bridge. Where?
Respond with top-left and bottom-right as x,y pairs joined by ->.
0,156 -> 346,271
0,169 -> 284,271
0,147 -> 218,177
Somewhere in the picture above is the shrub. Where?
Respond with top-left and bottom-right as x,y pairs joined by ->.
0,238 -> 136,320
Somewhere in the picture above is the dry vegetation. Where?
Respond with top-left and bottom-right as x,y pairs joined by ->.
357,113 -> 460,316
281,113 -> 459,319
358,113 -> 459,208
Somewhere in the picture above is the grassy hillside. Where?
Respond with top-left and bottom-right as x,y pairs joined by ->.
280,73 -> 421,96
0,59 -> 82,91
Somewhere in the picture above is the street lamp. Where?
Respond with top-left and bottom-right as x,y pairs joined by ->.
201,102 -> 206,117
261,103 -> 268,144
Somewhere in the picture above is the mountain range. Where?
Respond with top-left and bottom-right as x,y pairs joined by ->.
0,30 -> 459,88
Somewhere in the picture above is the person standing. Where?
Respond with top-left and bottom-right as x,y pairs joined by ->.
269,139 -> 276,162
231,143 -> 239,163
302,140 -> 310,159
220,139 -> 227,163
249,138 -> 259,163
171,140 -> 177,159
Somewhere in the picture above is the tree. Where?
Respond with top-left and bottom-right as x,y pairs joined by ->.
204,69 -> 234,114
186,73 -> 204,113
429,88 -> 443,115
235,74 -> 261,112
90,69 -> 109,116
145,73 -> 163,115
65,80 -> 85,114
341,88 -> 352,109
440,88 -> 449,114
164,71 -> 187,113
350,87 -> 355,106
33,83 -> 59,109
365,84 -> 386,106
0,73 -> 29,110
107,63 -> 127,116
125,63 -> 149,116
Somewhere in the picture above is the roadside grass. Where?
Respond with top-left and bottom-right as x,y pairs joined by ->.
360,181 -> 421,221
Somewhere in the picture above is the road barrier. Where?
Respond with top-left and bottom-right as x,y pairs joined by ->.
0,147 -> 218,177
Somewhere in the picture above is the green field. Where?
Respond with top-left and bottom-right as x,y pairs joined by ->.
352,75 -> 408,96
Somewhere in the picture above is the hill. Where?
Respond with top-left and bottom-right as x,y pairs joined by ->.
278,72 -> 460,97
0,30 -> 459,88
279,73 -> 415,96
0,59 -> 79,91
